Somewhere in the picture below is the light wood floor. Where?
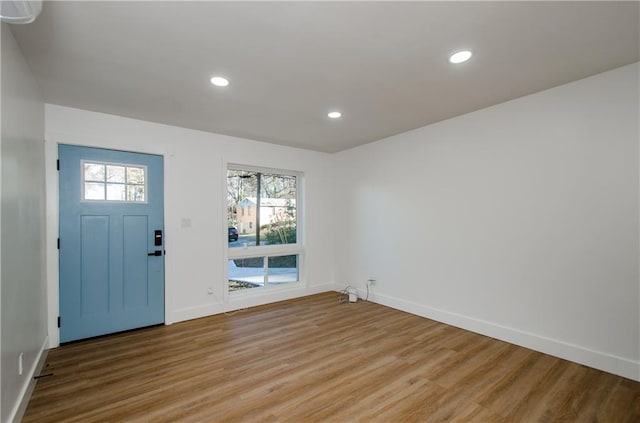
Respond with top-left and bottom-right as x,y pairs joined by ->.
24,292 -> 639,422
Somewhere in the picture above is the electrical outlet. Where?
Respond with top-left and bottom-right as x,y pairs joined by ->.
207,287 -> 214,295
18,352 -> 23,375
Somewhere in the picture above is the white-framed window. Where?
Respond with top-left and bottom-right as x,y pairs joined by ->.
227,165 -> 301,292
82,161 -> 147,203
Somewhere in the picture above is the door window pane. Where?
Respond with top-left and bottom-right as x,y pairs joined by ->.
106,183 -> 126,201
127,167 -> 145,184
106,165 -> 125,183
84,163 -> 105,182
127,185 -> 145,202
84,182 -> 105,200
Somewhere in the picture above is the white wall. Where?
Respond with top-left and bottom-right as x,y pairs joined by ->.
1,24 -> 48,422
44,104 -> 336,346
334,63 -> 640,381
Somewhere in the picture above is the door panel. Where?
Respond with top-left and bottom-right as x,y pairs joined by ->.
123,215 -> 149,308
59,144 -> 164,343
80,215 -> 110,314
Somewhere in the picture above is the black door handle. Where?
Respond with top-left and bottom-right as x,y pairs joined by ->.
148,250 -> 162,256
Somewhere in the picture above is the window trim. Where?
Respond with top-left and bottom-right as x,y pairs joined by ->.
225,163 -> 304,296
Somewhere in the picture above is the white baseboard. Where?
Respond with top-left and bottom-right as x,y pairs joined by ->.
343,285 -> 639,382
168,282 -> 337,324
10,336 -> 49,423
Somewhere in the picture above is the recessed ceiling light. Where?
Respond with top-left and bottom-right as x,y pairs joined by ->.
210,76 -> 229,87
328,111 -> 342,119
449,50 -> 472,64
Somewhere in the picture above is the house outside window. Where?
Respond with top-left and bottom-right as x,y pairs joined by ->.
227,166 -> 301,292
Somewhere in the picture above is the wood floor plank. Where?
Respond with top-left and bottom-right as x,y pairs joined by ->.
23,292 -> 640,422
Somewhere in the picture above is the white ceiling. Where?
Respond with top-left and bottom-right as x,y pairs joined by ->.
9,1 -> 640,153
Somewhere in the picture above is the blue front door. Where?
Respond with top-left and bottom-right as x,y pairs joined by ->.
59,145 -> 164,343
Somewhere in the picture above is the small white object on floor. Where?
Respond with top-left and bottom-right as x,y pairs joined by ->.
348,288 -> 358,303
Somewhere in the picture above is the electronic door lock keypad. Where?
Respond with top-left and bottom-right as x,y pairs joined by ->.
154,230 -> 162,246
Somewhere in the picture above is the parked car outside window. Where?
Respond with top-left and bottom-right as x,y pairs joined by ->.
228,227 -> 239,242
